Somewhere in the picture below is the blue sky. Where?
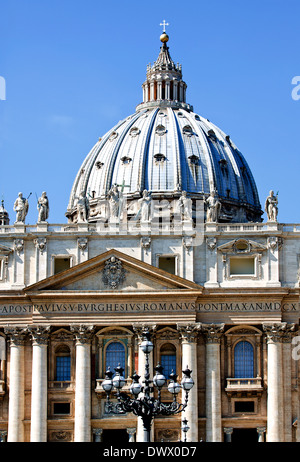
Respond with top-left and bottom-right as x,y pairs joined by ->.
0,0 -> 299,224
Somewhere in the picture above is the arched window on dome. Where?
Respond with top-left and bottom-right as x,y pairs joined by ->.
234,341 -> 254,378
105,341 -> 126,375
160,343 -> 176,379
55,345 -> 71,382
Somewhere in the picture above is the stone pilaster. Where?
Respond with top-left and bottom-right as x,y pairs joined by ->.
263,322 -> 294,442
203,323 -> 224,442
71,324 -> 94,442
177,323 -> 201,442
28,325 -> 50,442
4,326 -> 27,442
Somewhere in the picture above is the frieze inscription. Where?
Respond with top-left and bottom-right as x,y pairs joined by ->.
0,301 -> 298,315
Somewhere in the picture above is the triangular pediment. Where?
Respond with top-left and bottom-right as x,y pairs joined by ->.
24,249 -> 202,294
217,238 -> 267,253
0,244 -> 12,255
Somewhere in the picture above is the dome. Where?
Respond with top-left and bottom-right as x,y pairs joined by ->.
67,34 -> 262,224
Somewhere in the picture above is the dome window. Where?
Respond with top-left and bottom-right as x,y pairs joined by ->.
177,111 -> 185,118
129,127 -> 140,137
155,124 -> 167,136
188,155 -> 199,165
195,114 -> 201,121
182,125 -> 193,136
154,153 -> 166,163
109,131 -> 118,141
121,156 -> 132,165
96,161 -> 104,169
208,129 -> 217,141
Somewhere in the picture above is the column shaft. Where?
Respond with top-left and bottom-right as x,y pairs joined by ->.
5,328 -> 26,442
30,327 -> 49,442
71,324 -> 94,442
203,324 -> 224,442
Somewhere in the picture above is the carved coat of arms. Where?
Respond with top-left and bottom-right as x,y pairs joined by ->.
102,256 -> 127,289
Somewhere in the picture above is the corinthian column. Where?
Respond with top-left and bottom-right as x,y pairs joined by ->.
177,323 -> 201,442
5,326 -> 27,442
263,322 -> 294,442
203,323 -> 224,442
71,324 -> 94,442
28,325 -> 50,442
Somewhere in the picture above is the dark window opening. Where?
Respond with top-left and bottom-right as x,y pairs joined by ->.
54,257 -> 71,275
53,402 -> 70,415
158,256 -> 176,275
234,401 -> 255,413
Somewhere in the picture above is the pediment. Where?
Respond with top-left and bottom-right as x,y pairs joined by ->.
24,249 -> 202,294
0,244 -> 12,255
217,238 -> 267,254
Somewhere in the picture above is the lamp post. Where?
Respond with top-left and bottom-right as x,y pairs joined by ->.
102,329 -> 194,442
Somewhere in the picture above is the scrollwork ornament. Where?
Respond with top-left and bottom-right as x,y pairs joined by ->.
177,323 -> 201,343
77,237 -> 88,254
70,324 -> 95,344
27,325 -> 51,345
34,238 -> 47,254
14,239 -> 24,255
262,322 -> 295,343
202,323 -> 225,343
4,326 -> 27,345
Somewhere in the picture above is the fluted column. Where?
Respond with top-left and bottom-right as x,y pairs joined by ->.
132,324 -> 156,442
71,324 -> 94,442
5,327 -> 27,442
177,323 -> 201,442
203,323 -> 224,442
263,322 -> 293,442
28,325 -> 50,442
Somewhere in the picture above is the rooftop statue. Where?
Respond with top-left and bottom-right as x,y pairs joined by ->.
76,191 -> 90,223
178,191 -> 192,221
14,192 -> 29,224
265,190 -> 278,222
37,191 -> 49,223
135,190 -> 151,222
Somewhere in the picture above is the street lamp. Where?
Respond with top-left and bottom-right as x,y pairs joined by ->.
102,328 -> 194,442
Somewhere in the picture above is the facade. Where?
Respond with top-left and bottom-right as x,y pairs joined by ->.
0,30 -> 300,444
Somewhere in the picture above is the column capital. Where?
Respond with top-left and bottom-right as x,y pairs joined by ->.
177,323 -> 201,343
126,427 -> 136,436
263,322 -> 296,343
202,323 -> 225,343
223,427 -> 233,434
132,323 -> 156,341
27,325 -> 50,345
4,326 -> 27,345
93,428 -> 103,436
70,324 -> 95,344
257,426 -> 266,434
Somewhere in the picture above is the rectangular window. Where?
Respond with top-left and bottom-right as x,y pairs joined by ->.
56,356 -> 71,381
54,257 -> 71,275
53,402 -> 70,415
230,257 -> 255,276
158,256 -> 176,275
234,401 -> 255,413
